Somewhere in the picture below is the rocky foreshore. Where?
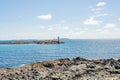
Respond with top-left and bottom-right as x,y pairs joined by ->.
0,57 -> 120,80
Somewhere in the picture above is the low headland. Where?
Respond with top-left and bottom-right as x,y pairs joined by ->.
0,57 -> 120,80
0,40 -> 64,44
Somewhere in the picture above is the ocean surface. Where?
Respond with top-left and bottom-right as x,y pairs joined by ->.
0,39 -> 120,68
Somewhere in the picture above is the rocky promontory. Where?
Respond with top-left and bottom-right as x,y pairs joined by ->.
0,40 -> 64,44
0,57 -> 120,80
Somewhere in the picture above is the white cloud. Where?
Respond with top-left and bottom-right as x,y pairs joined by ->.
96,29 -> 103,32
84,2 -> 108,26
88,1 -> 110,23
83,28 -> 88,31
48,27 -> 54,31
118,18 -> 120,21
96,13 -> 109,17
97,2 -> 107,7
91,7 -> 108,17
83,17 -> 102,25
37,14 -> 52,20
91,8 -> 104,11
95,27 -> 119,38
104,23 -> 116,29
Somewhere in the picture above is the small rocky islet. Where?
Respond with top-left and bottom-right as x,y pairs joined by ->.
0,57 -> 120,80
0,40 -> 64,44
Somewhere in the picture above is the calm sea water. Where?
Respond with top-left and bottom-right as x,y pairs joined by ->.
0,39 -> 120,68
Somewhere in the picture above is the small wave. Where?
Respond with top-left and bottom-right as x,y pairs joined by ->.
19,64 -> 26,67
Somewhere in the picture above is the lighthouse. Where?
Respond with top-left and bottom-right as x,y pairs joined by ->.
58,36 -> 60,44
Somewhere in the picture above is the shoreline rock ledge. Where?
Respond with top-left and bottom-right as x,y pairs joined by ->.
0,57 -> 120,80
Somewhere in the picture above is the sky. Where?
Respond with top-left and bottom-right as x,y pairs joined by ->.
0,0 -> 120,40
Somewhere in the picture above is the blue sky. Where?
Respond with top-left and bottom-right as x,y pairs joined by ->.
0,0 -> 120,40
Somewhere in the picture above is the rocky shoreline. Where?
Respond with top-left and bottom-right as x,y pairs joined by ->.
0,57 -> 120,80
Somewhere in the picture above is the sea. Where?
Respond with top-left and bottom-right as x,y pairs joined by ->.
0,39 -> 120,68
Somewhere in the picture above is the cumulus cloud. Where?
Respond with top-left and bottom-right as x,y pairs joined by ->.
83,1 -> 109,26
104,23 -> 116,29
37,14 -> 52,20
90,2 -> 109,18
97,2 -> 107,7
83,17 -> 102,25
